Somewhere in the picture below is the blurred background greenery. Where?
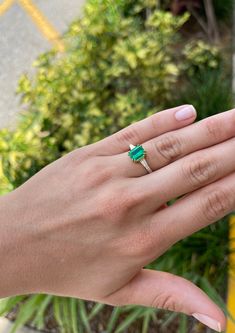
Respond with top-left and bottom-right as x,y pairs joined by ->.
0,0 -> 234,332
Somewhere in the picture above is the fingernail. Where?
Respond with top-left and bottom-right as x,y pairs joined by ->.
175,105 -> 196,121
192,313 -> 222,332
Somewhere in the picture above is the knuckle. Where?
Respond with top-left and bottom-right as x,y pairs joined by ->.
150,114 -> 159,132
98,183 -> 142,221
115,125 -> 142,146
202,188 -> 233,221
151,292 -> 178,312
118,182 -> 145,213
154,134 -> 182,163
182,154 -> 217,188
83,158 -> 114,188
97,168 -> 114,184
204,117 -> 222,141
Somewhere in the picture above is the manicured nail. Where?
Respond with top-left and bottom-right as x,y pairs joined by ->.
192,313 -> 222,332
175,105 -> 196,121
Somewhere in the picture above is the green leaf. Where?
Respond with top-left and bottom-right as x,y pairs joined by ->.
77,300 -> 91,333
61,297 -> 72,332
10,294 -> 45,333
161,311 -> 178,329
88,302 -> 105,320
142,311 -> 151,333
114,307 -> 143,333
107,307 -> 122,333
53,296 -> 66,333
177,314 -> 187,333
69,298 -> 80,333
31,294 -> 53,330
0,295 -> 27,317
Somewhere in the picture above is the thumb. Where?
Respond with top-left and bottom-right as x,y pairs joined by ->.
102,269 -> 226,332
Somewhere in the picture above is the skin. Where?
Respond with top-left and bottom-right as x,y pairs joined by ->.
2,104 -> 235,331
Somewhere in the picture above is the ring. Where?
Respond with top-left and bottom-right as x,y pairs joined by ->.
128,144 -> 152,174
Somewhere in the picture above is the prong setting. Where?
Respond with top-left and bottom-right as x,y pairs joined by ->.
128,143 -> 152,173
128,144 -> 146,162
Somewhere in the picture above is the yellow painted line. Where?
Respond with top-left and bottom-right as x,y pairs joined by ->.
17,0 -> 65,52
0,0 -> 14,16
227,215 -> 235,332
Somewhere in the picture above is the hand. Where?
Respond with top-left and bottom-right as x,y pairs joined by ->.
3,104 -> 235,332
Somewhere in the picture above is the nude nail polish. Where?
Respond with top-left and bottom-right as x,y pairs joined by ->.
192,313 -> 222,332
175,105 -> 196,121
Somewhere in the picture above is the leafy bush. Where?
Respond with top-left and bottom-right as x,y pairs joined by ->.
0,0 -> 207,190
0,0 -> 232,332
183,40 -> 221,74
171,67 -> 232,121
1,0 -> 225,190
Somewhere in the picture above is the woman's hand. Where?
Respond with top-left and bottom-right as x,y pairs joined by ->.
3,104 -> 235,332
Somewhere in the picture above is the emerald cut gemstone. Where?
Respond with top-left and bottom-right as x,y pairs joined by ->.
128,145 -> 146,162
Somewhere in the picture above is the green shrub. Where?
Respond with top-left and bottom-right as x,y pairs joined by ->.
183,40 -> 221,75
171,67 -> 232,120
0,0 -> 232,332
0,1 -> 190,189
0,1 -> 222,190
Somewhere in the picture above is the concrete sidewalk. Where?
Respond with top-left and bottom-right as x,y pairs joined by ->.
0,0 -> 85,128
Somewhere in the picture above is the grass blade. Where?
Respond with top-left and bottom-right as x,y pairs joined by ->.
161,311 -> 178,329
142,311 -> 151,333
114,307 -> 143,333
77,299 -> 91,333
0,295 -> 27,316
53,296 -> 66,333
107,307 -> 122,333
31,294 -> 53,330
61,297 -> 72,332
69,298 -> 80,333
88,302 -> 105,320
177,314 -> 187,333
10,294 -> 45,333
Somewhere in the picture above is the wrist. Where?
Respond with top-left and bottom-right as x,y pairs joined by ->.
0,191 -> 35,297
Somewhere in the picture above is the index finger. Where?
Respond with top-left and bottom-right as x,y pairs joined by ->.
114,107 -> 235,177
94,105 -> 196,155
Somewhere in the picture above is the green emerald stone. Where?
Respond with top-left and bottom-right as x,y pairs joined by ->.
128,145 -> 145,162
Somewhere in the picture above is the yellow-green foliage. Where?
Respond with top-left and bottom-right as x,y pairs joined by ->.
183,40 -> 221,75
0,0 -> 220,191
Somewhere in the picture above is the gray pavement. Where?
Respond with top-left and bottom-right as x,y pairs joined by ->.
0,0 -> 85,129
